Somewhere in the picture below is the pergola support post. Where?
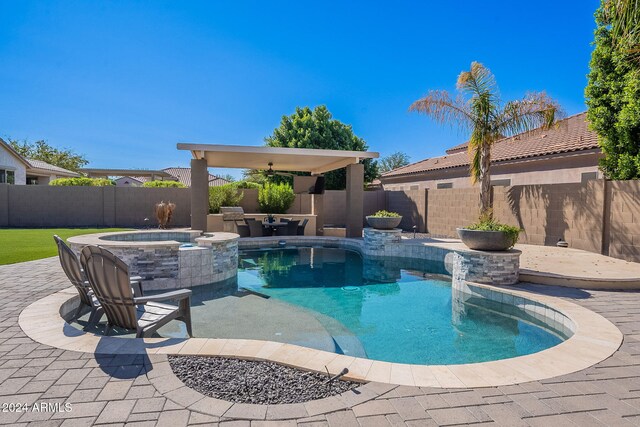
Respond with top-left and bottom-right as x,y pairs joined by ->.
190,158 -> 208,231
346,163 -> 364,238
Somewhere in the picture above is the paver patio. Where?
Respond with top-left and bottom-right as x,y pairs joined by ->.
1,257 -> 640,426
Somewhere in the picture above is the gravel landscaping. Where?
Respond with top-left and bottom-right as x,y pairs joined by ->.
168,355 -> 361,404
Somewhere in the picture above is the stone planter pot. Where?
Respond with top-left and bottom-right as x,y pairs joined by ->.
457,228 -> 513,251
366,216 -> 402,230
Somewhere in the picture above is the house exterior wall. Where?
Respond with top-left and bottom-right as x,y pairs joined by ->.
380,151 -> 602,191
0,145 -> 27,184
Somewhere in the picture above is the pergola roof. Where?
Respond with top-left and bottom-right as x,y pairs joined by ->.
177,143 -> 379,175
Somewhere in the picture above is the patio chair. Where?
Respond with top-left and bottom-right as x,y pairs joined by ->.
54,236 -> 145,326
79,245 -> 193,338
235,220 -> 250,237
276,220 -> 300,236
297,218 -> 309,235
53,235 -> 103,327
246,218 -> 271,237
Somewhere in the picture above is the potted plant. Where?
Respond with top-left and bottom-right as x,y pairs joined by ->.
409,62 -> 561,251
457,213 -> 521,251
366,210 -> 402,230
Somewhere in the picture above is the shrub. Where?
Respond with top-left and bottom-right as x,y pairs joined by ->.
233,180 -> 262,189
143,180 -> 186,188
49,177 -> 114,186
258,182 -> 296,214
370,210 -> 401,218
466,217 -> 521,248
208,184 -> 244,213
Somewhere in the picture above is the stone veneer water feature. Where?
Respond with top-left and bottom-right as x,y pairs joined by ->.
362,228 -> 520,285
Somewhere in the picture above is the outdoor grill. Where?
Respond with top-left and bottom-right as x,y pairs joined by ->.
220,206 -> 245,221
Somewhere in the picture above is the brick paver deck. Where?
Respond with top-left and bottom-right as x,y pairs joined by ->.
1,257 -> 640,426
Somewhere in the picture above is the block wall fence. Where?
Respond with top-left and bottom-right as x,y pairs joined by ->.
2,181 -> 640,263
424,180 -> 640,263
0,185 -> 192,228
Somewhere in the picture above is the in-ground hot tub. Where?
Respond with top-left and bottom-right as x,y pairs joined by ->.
68,230 -> 239,290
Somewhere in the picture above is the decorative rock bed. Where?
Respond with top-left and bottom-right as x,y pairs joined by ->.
168,355 -> 360,404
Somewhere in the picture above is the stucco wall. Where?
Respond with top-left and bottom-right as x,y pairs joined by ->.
381,152 -> 602,191
0,145 -> 27,185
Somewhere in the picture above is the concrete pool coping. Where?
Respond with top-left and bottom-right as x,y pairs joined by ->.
66,229 -> 205,249
19,281 -> 622,391
400,237 -> 640,290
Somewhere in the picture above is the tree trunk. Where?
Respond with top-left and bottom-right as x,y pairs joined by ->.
479,143 -> 492,218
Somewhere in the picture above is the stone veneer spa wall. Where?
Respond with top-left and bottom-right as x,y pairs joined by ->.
68,230 -> 239,291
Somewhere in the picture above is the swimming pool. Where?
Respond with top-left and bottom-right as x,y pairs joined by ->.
153,246 -> 567,365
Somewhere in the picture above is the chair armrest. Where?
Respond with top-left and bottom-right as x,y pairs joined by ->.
130,277 -> 144,298
134,289 -> 192,304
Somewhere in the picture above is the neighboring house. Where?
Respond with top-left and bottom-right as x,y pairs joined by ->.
84,166 -> 229,188
113,176 -> 144,187
380,112 -> 602,190
0,138 -> 79,185
133,167 -> 230,187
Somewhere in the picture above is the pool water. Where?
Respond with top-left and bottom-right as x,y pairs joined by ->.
153,247 -> 566,365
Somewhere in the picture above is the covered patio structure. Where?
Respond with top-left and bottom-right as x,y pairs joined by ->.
176,143 -> 379,237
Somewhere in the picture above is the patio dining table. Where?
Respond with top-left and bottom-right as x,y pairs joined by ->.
262,221 -> 287,235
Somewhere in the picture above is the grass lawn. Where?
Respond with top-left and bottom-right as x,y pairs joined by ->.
0,228 -> 130,265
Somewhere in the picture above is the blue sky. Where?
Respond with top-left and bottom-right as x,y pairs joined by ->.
0,1 -> 599,179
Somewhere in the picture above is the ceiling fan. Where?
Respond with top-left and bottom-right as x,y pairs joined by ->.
263,162 -> 294,177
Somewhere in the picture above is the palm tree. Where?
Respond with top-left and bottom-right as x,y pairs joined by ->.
604,0 -> 639,62
409,62 -> 562,217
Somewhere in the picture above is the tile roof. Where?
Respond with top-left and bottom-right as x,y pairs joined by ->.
134,167 -> 230,187
26,159 -> 80,177
382,112 -> 599,178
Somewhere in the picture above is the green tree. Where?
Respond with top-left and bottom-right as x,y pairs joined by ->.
263,105 -> 378,190
9,139 -> 88,172
379,151 -> 410,174
410,62 -> 562,216
586,1 -> 640,179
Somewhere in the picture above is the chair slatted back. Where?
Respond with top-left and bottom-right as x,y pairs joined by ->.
287,220 -> 300,235
54,235 -> 93,307
246,218 -> 266,237
80,245 -> 137,330
297,218 -> 309,235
